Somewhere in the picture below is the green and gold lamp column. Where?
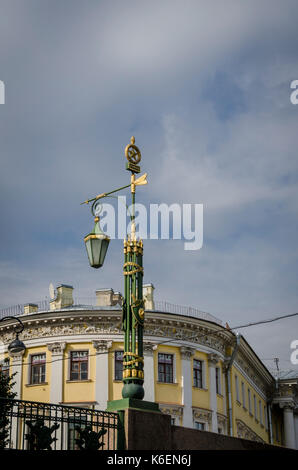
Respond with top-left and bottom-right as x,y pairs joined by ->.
82,138 -> 159,411
122,137 -> 145,400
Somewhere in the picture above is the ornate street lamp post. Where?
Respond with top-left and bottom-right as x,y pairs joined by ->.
0,316 -> 26,354
82,137 -> 147,400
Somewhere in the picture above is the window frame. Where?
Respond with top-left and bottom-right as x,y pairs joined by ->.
241,381 -> 246,409
69,350 -> 89,381
235,375 -> 240,402
193,359 -> 204,389
259,400 -> 263,425
215,366 -> 221,395
30,353 -> 46,385
158,353 -> 174,384
194,421 -> 205,431
114,350 -> 124,381
254,394 -> 258,420
0,358 -> 10,378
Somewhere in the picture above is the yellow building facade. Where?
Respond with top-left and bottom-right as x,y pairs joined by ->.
0,285 -> 297,449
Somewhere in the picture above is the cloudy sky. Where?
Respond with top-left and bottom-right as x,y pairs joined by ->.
0,0 -> 297,373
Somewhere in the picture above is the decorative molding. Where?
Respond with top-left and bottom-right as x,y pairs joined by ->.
0,316 -> 228,358
192,407 -> 212,425
233,359 -> 268,398
217,412 -> 228,429
277,400 -> 296,411
47,342 -> 66,355
143,342 -> 156,356
235,352 -> 270,395
93,340 -> 113,353
275,383 -> 296,399
0,311 -> 231,348
180,346 -> 195,360
159,403 -> 183,418
144,320 -> 228,355
0,310 -> 275,397
208,353 -> 220,366
236,419 -> 264,443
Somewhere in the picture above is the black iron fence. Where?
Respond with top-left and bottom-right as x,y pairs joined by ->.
0,398 -> 121,450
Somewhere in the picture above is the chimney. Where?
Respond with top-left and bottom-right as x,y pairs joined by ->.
24,303 -> 38,314
96,288 -> 123,307
112,291 -> 123,306
143,283 -> 155,310
50,284 -> 74,310
96,288 -> 114,306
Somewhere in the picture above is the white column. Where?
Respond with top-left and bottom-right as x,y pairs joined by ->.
294,414 -> 298,450
143,342 -> 155,402
7,351 -> 24,449
181,347 -> 195,428
93,340 -> 112,410
208,353 -> 220,433
9,351 -> 24,399
47,342 -> 66,404
282,402 -> 296,449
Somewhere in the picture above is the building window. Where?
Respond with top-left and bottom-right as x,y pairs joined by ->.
193,360 -> 203,388
158,353 -> 174,383
0,358 -> 10,377
70,351 -> 88,381
259,401 -> 263,425
235,375 -> 240,402
30,354 -> 46,384
264,406 -> 268,429
194,421 -> 205,431
241,382 -> 246,408
114,351 -> 123,381
171,417 -> 176,426
248,388 -> 252,414
215,367 -> 221,394
254,395 -> 257,420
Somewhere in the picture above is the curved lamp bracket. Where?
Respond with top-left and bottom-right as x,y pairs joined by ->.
0,315 -> 24,336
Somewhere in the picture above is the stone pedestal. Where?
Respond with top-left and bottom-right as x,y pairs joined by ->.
106,402 -> 168,450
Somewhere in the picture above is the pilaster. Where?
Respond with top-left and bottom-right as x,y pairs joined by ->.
93,340 -> 112,410
143,342 -> 156,402
47,342 -> 66,404
280,401 -> 296,449
180,346 -> 195,428
208,353 -> 220,433
8,350 -> 25,399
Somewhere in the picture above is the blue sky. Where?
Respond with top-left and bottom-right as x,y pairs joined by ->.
0,0 -> 298,372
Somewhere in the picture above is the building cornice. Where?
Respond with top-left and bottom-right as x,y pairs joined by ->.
0,309 -> 275,393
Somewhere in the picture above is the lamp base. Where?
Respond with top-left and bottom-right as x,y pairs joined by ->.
122,382 -> 144,400
107,398 -> 160,413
